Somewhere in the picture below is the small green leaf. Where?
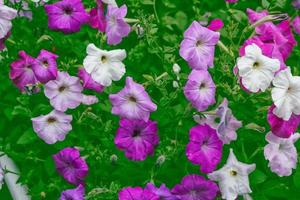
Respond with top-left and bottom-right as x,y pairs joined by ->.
17,129 -> 37,145
251,170 -> 267,185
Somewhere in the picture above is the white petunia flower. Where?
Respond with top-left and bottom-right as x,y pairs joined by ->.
102,0 -> 117,6
208,149 -> 256,200
271,67 -> 300,120
0,3 -> 17,39
0,166 -> 3,190
83,43 -> 126,87
237,44 -> 280,93
264,132 -> 300,177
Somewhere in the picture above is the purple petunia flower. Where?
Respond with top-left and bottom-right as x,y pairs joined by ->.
292,0 -> 300,9
267,105 -> 300,138
59,184 -> 85,200
186,124 -> 223,173
292,16 -> 300,35
179,21 -> 220,70
44,71 -> 98,112
10,51 -> 39,92
114,118 -> 159,161
53,147 -> 88,185
145,183 -> 177,200
194,98 -> 242,144
106,5 -> 131,45
171,174 -> 218,200
31,110 -> 72,144
89,0 -> 106,32
109,77 -> 157,121
184,70 -> 216,112
119,186 -> 159,200
32,49 -> 58,84
78,68 -> 105,93
45,0 -> 89,34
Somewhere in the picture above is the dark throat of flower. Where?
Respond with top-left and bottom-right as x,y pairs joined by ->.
47,117 -> 56,124
63,6 -> 73,15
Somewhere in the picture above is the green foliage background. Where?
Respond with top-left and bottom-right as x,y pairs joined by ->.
0,0 -> 300,199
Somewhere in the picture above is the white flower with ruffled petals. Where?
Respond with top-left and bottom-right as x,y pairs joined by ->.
83,43 -> 126,87
208,149 -> 256,200
271,67 -> 300,120
237,44 -> 280,93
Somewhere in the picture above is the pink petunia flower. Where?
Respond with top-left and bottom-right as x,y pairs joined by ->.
118,187 -> 159,200
53,147 -> 88,185
45,0 -> 89,34
32,49 -> 58,84
171,174 -> 219,200
109,77 -> 157,121
89,0 -> 106,32
78,68 -> 105,93
31,110 -> 72,144
106,5 -> 131,45
186,124 -> 223,173
207,18 -> 224,31
292,16 -> 300,35
184,70 -> 216,112
180,21 -> 220,70
114,118 -> 159,161
267,105 -> 300,138
59,184 -> 85,200
10,51 -> 39,92
0,3 -> 17,39
225,0 -> 238,3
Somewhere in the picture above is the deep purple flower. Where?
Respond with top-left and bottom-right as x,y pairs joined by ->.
145,183 -> 177,200
118,187 -> 159,200
207,19 -> 224,31
186,124 -> 223,173
184,70 -> 216,112
44,72 -> 98,112
267,105 -> 300,138
10,51 -> 39,92
171,174 -> 218,200
292,16 -> 300,35
78,68 -> 105,93
53,147 -> 88,185
59,184 -> 85,200
45,0 -> 89,34
109,77 -> 157,121
179,21 -> 220,70
32,49 -> 58,83
89,0 -> 106,32
106,5 -> 131,45
114,118 -> 159,161
31,110 -> 72,144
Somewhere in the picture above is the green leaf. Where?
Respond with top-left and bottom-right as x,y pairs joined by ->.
12,105 -> 31,117
17,129 -> 37,145
251,169 -> 267,185
293,168 -> 300,188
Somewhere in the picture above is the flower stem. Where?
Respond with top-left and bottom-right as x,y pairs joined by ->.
217,41 -> 234,57
153,0 -> 160,23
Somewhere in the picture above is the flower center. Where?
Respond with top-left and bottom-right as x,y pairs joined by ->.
47,117 -> 56,124
132,129 -> 141,138
128,96 -> 137,103
59,85 -> 67,92
63,6 -> 73,15
101,55 -> 107,63
199,83 -> 206,90
196,40 -> 202,47
42,60 -> 49,67
253,62 -> 260,69
230,170 -> 238,176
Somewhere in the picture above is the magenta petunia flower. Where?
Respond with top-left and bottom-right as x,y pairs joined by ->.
53,147 -> 88,185
89,0 -> 106,32
10,51 -> 39,92
31,110 -> 72,144
207,19 -> 224,31
186,124 -> 223,173
184,70 -> 216,112
59,184 -> 85,200
109,77 -> 157,121
267,105 -> 300,138
179,21 -> 220,70
32,49 -> 58,84
292,16 -> 300,35
44,72 -> 98,112
114,118 -> 159,161
45,0 -> 89,34
78,68 -> 105,93
225,0 -> 238,3
145,183 -> 177,200
118,187 -> 159,200
106,5 -> 131,45
171,174 -> 218,200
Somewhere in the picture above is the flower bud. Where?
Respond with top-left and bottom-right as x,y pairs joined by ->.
172,63 -> 181,74
156,155 -> 166,165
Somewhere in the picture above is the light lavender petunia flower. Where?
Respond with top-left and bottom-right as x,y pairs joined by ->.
264,132 -> 300,177
179,21 -> 220,70
59,184 -> 85,200
208,149 -> 256,200
184,69 -> 216,112
109,77 -> 157,121
44,71 -> 98,112
0,3 -> 17,39
31,110 -> 72,144
194,98 -> 242,144
106,5 -> 131,45
145,183 -> 176,200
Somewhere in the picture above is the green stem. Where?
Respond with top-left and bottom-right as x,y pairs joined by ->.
153,0 -> 160,23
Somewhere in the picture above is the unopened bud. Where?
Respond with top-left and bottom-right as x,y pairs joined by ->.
156,155 -> 166,165
172,63 -> 181,74
173,81 -> 179,88
110,154 -> 118,163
